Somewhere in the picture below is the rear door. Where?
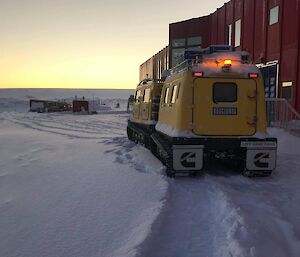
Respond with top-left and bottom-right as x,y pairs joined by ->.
193,78 -> 257,136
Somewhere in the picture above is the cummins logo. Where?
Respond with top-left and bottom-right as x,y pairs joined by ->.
180,152 -> 196,168
246,149 -> 276,171
173,145 -> 204,171
254,153 -> 270,168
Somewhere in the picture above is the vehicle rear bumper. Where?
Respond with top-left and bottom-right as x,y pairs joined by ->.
170,136 -> 277,152
170,136 -> 277,172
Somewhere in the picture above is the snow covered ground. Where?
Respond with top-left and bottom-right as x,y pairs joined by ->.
0,89 -> 300,257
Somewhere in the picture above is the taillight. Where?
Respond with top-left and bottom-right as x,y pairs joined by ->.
249,73 -> 259,78
193,72 -> 203,77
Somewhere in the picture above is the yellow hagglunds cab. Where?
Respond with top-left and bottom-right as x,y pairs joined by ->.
127,45 -> 277,177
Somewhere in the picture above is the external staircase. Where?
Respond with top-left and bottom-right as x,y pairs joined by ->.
266,98 -> 300,136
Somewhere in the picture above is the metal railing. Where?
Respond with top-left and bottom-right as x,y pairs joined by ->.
266,98 -> 300,133
169,59 -> 193,76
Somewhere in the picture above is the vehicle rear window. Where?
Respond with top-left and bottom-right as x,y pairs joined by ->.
213,83 -> 237,103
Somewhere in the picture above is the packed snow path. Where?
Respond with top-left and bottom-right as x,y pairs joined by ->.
140,159 -> 300,257
1,110 -> 300,257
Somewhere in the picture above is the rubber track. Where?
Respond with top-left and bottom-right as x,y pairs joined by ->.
127,121 -> 174,176
127,121 -> 273,177
150,132 -> 174,176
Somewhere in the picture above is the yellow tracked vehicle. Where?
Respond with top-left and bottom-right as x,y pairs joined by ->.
127,45 -> 277,177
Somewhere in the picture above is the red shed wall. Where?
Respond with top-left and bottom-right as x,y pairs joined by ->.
298,0 -> 300,111
280,0 -> 300,108
217,6 -> 226,44
267,0 -> 281,61
169,16 -> 211,67
211,11 -> 218,44
169,17 -> 211,42
242,0 -> 255,60
199,16 -> 212,47
253,0 -> 268,63
225,1 -> 234,46
73,101 -> 89,113
225,1 -> 234,27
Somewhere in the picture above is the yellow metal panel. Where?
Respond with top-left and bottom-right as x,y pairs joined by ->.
131,81 -> 163,124
158,72 -> 193,132
193,78 -> 257,136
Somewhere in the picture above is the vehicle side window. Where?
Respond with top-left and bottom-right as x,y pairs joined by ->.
213,83 -> 237,103
164,87 -> 170,104
140,90 -> 145,102
171,85 -> 179,104
135,90 -> 141,103
135,90 -> 139,103
144,88 -> 151,103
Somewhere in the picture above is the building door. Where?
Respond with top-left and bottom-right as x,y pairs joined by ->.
258,63 -> 278,98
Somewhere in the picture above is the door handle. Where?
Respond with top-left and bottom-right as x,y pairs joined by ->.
247,95 -> 256,100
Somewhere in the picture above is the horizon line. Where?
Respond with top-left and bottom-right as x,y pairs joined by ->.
0,87 -> 135,90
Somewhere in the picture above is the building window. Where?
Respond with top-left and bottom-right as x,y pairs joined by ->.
172,48 -> 185,67
228,24 -> 232,46
187,36 -> 202,46
172,38 -> 185,47
281,82 -> 293,100
157,59 -> 161,79
269,6 -> 279,25
235,19 -> 241,47
165,51 -> 168,70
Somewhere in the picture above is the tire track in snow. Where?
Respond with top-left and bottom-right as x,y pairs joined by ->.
136,154 -> 300,257
211,173 -> 300,257
102,137 -> 166,176
4,113 -> 126,139
6,111 -> 300,256
104,138 -> 249,257
137,175 -> 250,257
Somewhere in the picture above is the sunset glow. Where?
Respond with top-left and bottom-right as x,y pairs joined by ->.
1,0 -> 227,89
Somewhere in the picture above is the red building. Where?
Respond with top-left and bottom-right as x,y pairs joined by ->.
72,100 -> 89,113
140,0 -> 300,113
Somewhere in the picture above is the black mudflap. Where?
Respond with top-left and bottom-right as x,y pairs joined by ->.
241,140 -> 277,177
151,133 -> 205,177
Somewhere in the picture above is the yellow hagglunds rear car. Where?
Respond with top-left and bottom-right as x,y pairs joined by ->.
127,45 -> 277,177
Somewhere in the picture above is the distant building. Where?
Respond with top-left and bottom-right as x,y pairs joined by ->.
72,100 -> 89,113
140,0 -> 300,113
29,99 -> 71,113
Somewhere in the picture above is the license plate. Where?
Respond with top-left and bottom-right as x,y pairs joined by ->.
241,141 -> 277,148
212,107 -> 237,115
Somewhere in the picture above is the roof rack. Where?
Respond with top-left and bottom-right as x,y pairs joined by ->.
184,45 -> 235,60
138,78 -> 164,86
169,45 -> 250,77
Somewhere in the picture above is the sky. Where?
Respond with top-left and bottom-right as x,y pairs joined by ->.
1,0 -> 227,89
